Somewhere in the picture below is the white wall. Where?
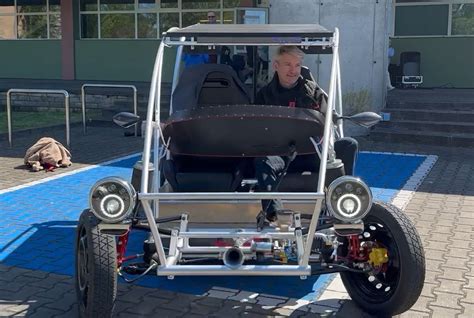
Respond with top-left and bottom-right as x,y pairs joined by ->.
269,0 -> 392,135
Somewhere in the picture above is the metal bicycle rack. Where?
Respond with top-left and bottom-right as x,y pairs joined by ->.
81,84 -> 138,136
6,89 -> 71,148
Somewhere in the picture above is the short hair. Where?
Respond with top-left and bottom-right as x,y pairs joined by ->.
275,46 -> 305,61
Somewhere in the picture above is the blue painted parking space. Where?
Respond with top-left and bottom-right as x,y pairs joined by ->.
0,152 -> 426,299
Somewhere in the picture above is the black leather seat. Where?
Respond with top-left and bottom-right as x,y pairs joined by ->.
162,155 -> 248,192
162,64 -> 251,192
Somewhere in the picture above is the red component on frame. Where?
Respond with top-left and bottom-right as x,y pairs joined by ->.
116,231 -> 130,267
348,235 -> 367,261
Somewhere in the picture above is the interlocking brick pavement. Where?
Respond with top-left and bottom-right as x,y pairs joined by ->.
0,124 -> 142,191
355,138 -> 474,318
1,124 -> 474,317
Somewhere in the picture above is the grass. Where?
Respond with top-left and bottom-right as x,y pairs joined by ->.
0,111 -> 100,134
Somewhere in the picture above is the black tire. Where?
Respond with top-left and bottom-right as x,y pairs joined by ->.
340,201 -> 425,316
75,209 -> 117,318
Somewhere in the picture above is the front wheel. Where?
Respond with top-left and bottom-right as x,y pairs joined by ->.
340,201 -> 425,316
75,209 -> 117,318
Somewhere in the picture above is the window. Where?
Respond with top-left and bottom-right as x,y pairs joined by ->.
79,0 -> 256,39
138,13 -> 157,38
452,4 -> 474,35
395,5 -> 449,36
100,13 -> 135,38
394,1 -> 474,37
0,0 -> 61,39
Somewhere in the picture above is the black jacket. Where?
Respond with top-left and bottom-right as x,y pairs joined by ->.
255,73 -> 327,113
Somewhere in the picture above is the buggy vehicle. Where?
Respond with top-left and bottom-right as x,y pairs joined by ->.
75,24 -> 425,317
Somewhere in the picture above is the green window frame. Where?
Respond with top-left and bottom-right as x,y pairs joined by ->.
78,0 -> 257,39
0,0 -> 61,40
394,0 -> 474,37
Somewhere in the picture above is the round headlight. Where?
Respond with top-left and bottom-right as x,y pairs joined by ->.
89,177 -> 136,223
326,176 -> 372,222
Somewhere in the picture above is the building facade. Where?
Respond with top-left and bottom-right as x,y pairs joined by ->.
392,0 -> 474,88
0,0 -> 472,87
0,0 -> 264,82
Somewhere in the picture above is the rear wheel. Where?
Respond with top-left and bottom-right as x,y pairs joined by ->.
75,210 -> 117,318
340,201 -> 425,316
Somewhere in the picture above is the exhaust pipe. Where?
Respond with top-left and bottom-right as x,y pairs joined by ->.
223,246 -> 245,269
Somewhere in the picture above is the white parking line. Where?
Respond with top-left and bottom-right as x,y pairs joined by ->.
0,151 -> 438,316
0,152 -> 141,195
314,153 -> 438,313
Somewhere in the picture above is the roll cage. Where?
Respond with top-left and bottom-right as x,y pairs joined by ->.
139,23 -> 345,273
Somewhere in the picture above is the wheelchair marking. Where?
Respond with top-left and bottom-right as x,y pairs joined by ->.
0,151 -> 437,314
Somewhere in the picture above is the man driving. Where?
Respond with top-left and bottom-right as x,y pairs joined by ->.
254,46 -> 359,225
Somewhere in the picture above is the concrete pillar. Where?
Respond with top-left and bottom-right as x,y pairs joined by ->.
61,0 -> 75,80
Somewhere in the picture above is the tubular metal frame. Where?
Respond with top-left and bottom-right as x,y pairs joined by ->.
138,27 -> 342,276
170,36 -> 186,115
81,84 -> 138,136
6,89 -> 71,148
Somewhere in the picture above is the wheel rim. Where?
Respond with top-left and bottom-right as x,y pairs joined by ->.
77,226 -> 90,309
348,217 -> 401,302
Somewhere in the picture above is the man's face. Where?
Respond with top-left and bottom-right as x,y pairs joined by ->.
207,12 -> 217,24
273,53 -> 302,88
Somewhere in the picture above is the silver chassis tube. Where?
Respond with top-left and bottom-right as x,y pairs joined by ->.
169,37 -> 185,115
139,192 -> 324,200
141,40 -> 167,266
163,39 -> 332,48
157,265 -> 311,276
302,28 -> 340,266
335,52 -> 344,138
138,30 -> 338,276
178,230 -> 305,239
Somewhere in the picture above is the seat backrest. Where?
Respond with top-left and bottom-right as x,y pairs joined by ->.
172,64 -> 250,112
300,66 -> 328,114
162,155 -> 248,192
198,69 -> 250,106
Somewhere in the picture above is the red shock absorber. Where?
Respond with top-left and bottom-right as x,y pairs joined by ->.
116,230 -> 130,267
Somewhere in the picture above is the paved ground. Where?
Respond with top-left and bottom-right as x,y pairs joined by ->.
0,125 -> 473,317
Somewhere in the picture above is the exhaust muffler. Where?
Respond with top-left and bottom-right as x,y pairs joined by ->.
223,246 -> 245,269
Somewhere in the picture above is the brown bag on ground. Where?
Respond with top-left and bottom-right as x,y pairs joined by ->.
24,137 -> 72,172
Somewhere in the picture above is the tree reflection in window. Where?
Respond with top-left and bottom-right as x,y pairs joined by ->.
77,0 -> 249,39
452,4 -> 474,35
138,13 -> 157,38
161,0 -> 178,9
17,15 -> 47,38
159,12 -> 179,34
182,0 -> 219,10
101,13 -> 135,38
50,14 -> 61,39
182,11 -> 207,27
